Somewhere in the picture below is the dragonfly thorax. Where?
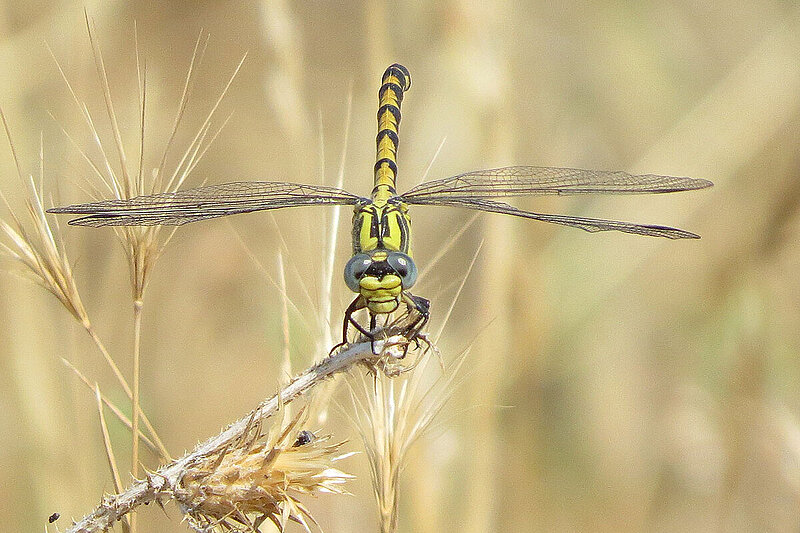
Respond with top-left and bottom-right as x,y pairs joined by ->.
351,199 -> 412,256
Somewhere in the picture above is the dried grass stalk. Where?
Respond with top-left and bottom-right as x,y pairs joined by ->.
0,109 -> 171,461
48,16 -> 245,506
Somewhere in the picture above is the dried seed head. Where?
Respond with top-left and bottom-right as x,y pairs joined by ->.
50,19 -> 243,301
175,409 -> 353,532
0,112 -> 90,327
345,339 -> 460,533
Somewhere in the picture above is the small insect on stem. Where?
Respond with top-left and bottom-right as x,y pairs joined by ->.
293,430 -> 316,447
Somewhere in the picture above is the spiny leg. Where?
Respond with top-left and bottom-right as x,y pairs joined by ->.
398,292 -> 430,356
330,296 -> 372,357
342,295 -> 372,343
334,297 -> 390,357
367,313 -> 384,354
337,293 -> 430,358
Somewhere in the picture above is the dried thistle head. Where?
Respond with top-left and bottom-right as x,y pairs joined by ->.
0,112 -> 89,327
175,408 -> 354,532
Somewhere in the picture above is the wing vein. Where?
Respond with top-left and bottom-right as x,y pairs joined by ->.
403,197 -> 700,239
399,166 -> 713,200
48,181 -> 360,227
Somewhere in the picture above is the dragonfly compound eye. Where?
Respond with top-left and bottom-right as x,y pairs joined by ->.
344,253 -> 373,292
386,252 -> 417,289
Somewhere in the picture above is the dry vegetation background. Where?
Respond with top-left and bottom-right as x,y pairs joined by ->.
1,1 -> 799,532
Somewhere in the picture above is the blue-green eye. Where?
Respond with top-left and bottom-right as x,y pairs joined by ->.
387,252 -> 417,289
344,253 -> 372,292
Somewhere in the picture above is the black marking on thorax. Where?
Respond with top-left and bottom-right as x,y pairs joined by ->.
352,200 -> 409,254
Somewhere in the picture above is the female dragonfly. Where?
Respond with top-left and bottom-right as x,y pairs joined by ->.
50,64 -> 712,344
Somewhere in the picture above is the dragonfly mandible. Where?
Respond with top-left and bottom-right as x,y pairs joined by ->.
49,63 -> 712,346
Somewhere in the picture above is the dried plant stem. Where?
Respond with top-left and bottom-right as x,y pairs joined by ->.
62,359 -> 159,453
84,325 -> 128,397
94,385 -> 131,533
64,337 -> 404,533
130,299 -> 143,533
319,87 -> 352,351
277,252 -> 292,383
85,323 -> 170,460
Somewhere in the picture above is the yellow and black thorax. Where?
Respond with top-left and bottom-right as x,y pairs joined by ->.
352,199 -> 411,255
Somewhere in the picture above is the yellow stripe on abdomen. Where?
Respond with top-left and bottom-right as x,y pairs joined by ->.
373,64 -> 411,206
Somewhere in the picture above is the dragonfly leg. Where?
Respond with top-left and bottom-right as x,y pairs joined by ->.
341,294 -> 430,357
368,313 -> 381,354
341,297 -> 392,355
342,295 -> 372,343
398,292 -> 430,356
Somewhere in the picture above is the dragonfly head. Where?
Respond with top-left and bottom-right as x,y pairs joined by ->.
344,250 -> 418,314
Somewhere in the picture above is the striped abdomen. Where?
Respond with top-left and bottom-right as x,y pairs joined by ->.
373,63 -> 411,206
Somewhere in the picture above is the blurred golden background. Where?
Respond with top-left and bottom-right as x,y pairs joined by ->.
1,1 -> 798,532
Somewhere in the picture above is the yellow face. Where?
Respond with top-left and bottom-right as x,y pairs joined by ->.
343,249 -> 419,315
359,272 -> 403,314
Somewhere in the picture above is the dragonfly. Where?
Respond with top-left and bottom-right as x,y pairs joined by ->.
50,63 -> 712,347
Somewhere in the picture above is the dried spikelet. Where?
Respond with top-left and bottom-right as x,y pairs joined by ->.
345,340 -> 461,533
107,30 -> 238,303
175,408 -> 354,532
0,112 -> 89,327
49,15 -> 244,301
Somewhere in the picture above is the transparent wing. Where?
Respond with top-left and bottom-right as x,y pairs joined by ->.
399,166 -> 713,200
403,197 -> 701,239
48,181 -> 361,227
